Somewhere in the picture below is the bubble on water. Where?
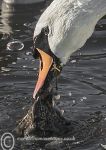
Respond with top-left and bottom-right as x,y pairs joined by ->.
15,29 -> 20,32
89,77 -> 94,80
7,39 -> 24,51
73,100 -> 76,104
7,55 -> 11,57
80,99 -> 84,102
24,22 -> 31,27
26,52 -> 32,55
68,92 -> 72,96
71,60 -> 76,63
23,65 -> 27,68
12,62 -> 16,65
83,96 -> 87,100
25,58 -> 28,60
100,25 -> 103,28
80,96 -> 87,102
33,68 -> 37,70
22,106 -> 26,110
1,67 -> 11,72
74,141 -> 82,145
17,57 -> 21,60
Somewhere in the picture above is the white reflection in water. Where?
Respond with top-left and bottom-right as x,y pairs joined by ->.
1,67 -> 11,72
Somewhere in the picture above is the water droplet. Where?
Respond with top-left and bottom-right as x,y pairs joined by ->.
7,39 -> 24,51
54,94 -> 60,100
53,100 -> 55,106
61,109 -> 64,115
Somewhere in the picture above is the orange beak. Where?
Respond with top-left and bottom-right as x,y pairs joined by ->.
33,48 -> 53,99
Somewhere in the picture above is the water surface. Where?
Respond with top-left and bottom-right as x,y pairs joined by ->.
0,1 -> 106,150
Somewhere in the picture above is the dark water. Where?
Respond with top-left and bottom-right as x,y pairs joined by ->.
0,1 -> 106,150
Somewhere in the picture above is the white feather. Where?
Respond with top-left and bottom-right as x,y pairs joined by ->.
34,0 -> 106,64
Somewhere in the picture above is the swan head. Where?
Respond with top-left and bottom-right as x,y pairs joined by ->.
32,29 -> 62,99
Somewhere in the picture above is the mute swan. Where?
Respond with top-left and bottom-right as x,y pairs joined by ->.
33,0 -> 106,99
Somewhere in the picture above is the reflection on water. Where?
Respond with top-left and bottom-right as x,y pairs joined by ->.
7,39 -> 24,50
0,1 -> 106,150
